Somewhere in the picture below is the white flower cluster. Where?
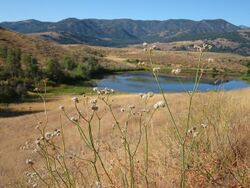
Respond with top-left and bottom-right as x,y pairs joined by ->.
71,96 -> 79,103
26,159 -> 34,165
137,61 -> 145,66
201,123 -> 208,128
139,92 -> 154,100
70,116 -> 78,123
93,87 -> 114,95
44,129 -> 61,140
193,44 -> 212,52
153,100 -> 166,109
59,105 -> 65,111
188,127 -> 199,138
143,42 -> 157,51
90,98 -> 98,111
171,68 -> 181,75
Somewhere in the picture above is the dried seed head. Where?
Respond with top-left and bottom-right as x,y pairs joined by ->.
70,116 -> 78,123
91,105 -> 98,111
201,123 -> 208,128
128,105 -> 135,109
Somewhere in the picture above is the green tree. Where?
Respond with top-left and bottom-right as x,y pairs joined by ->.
0,45 -> 7,59
45,59 -> 64,83
15,48 -> 21,63
85,57 -> 101,77
21,54 -> 39,78
75,63 -> 88,79
63,56 -> 76,70
6,49 -> 21,77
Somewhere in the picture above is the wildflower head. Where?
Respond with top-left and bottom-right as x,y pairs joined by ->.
149,44 -> 157,51
193,131 -> 199,138
153,101 -> 166,109
71,96 -> 79,103
128,105 -> 135,110
140,92 -> 154,100
194,43 -> 212,52
26,159 -> 34,166
59,105 -> 65,111
201,123 -> 208,128
143,42 -> 148,47
54,129 -> 61,136
153,67 -> 161,73
95,181 -> 102,188
70,116 -> 78,123
90,98 -> 97,105
93,87 -> 114,95
44,132 -> 54,140
171,68 -> 181,75
91,105 -> 98,111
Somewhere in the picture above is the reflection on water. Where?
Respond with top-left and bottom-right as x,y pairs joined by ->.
96,72 -> 250,93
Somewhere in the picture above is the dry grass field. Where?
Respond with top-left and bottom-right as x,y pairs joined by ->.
1,88 -> 250,187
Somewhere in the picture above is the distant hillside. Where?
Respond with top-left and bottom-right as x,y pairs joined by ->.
1,18 -> 250,55
0,27 -> 70,64
0,18 -> 240,45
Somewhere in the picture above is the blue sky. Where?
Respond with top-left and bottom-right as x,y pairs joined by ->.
0,0 -> 249,26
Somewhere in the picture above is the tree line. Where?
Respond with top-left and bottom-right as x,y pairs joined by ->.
0,44 -> 103,103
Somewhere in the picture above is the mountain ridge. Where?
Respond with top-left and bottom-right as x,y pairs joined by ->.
1,18 -> 250,55
0,18 -> 239,44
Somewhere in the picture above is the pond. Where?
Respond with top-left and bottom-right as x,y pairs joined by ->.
96,72 -> 250,93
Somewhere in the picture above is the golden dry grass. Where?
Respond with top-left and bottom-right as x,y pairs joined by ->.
0,89 -> 250,187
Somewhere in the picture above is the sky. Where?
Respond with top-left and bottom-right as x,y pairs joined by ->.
0,0 -> 249,26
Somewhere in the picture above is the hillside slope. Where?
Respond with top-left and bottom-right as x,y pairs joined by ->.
0,27 -> 70,63
0,28 -> 137,70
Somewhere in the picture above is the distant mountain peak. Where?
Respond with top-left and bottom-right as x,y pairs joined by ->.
60,18 -> 79,22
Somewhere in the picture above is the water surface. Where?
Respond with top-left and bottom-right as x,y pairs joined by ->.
96,72 -> 250,93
